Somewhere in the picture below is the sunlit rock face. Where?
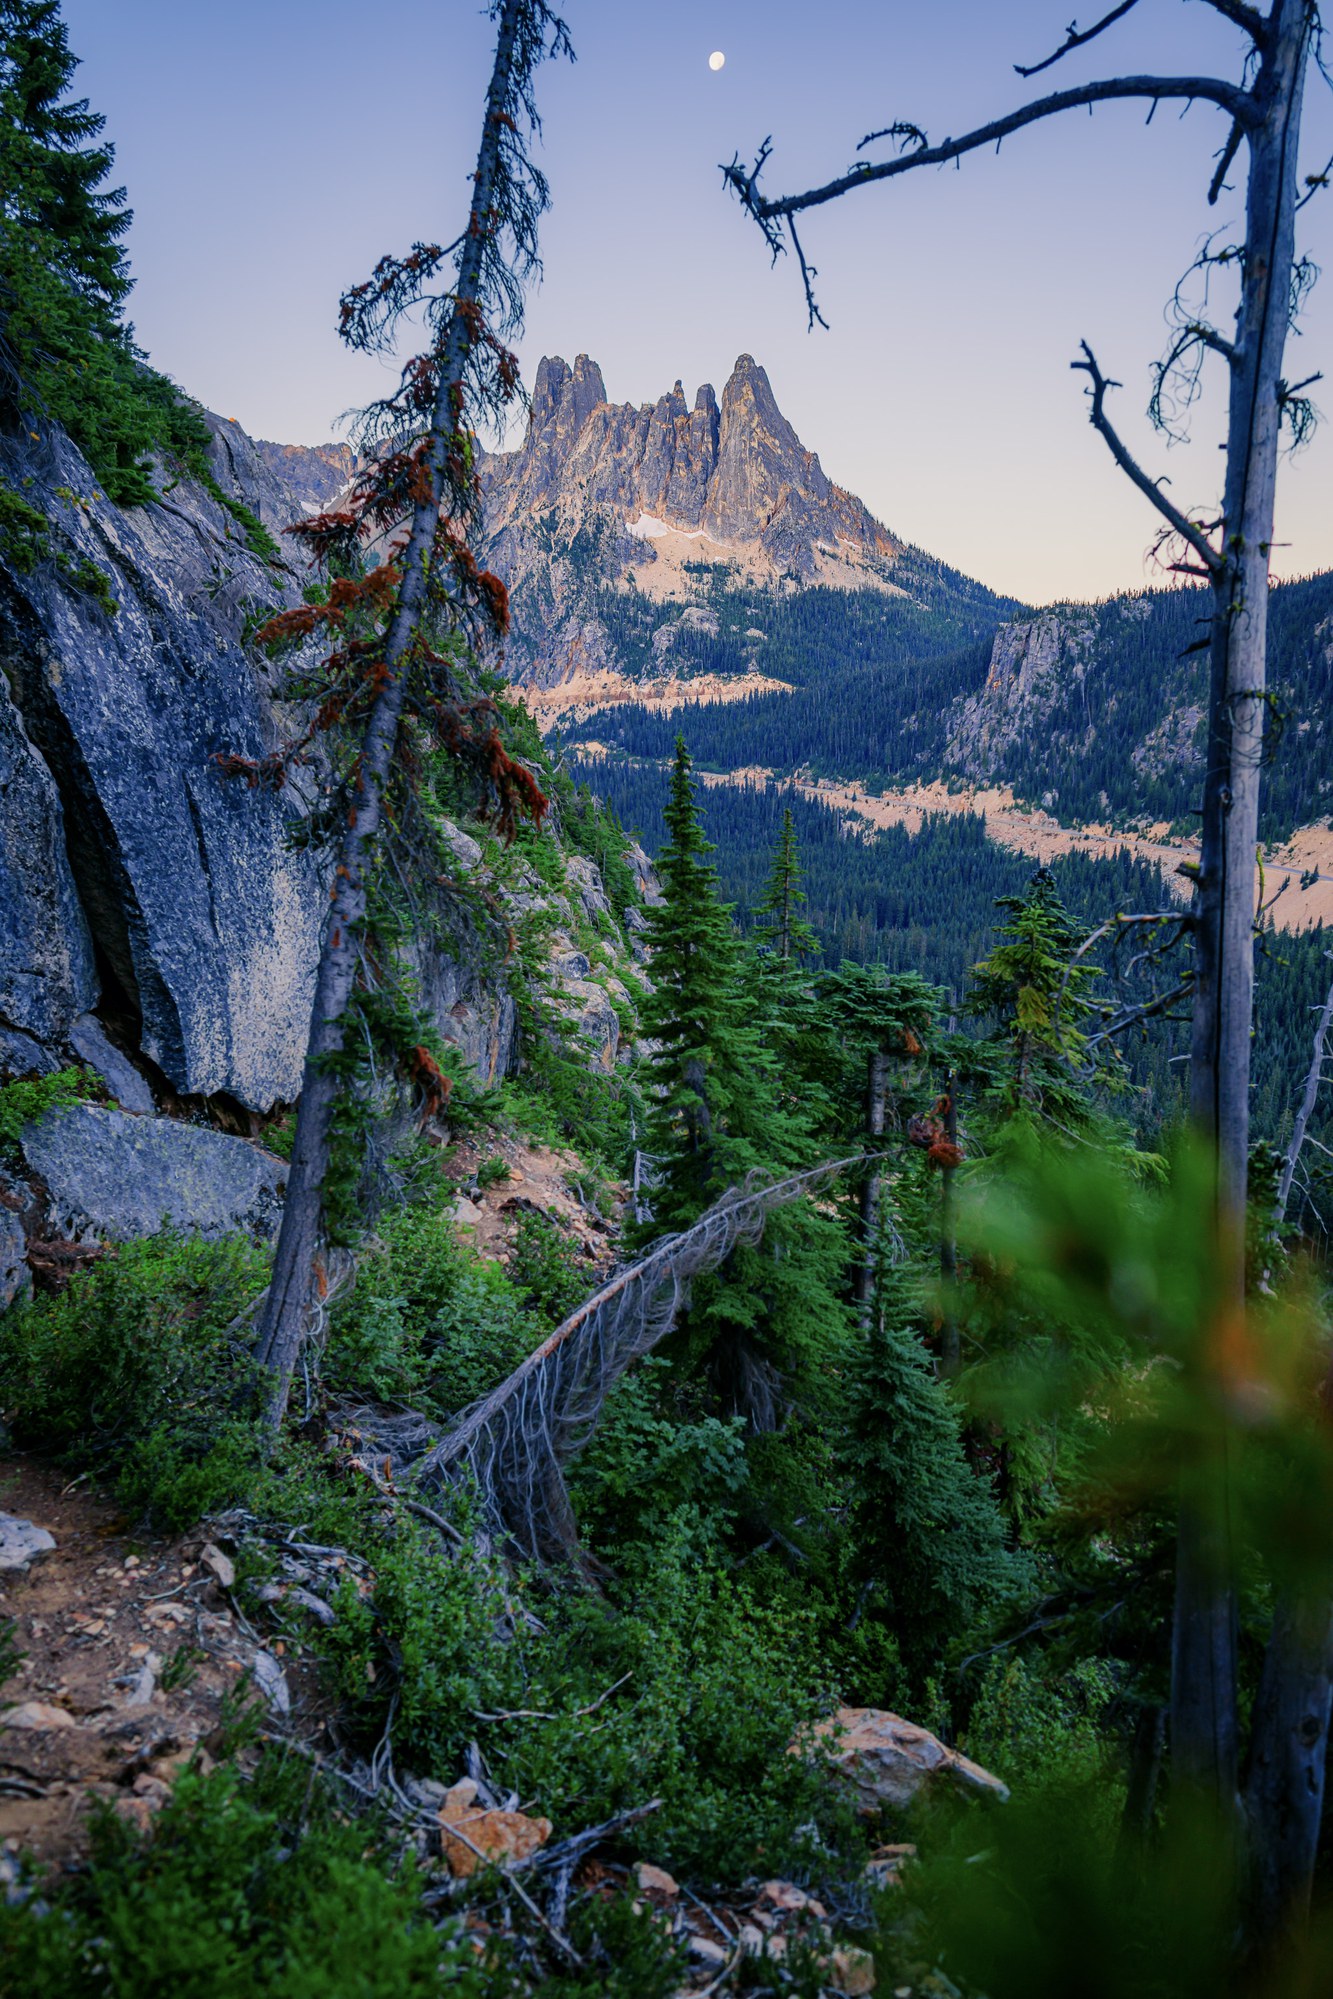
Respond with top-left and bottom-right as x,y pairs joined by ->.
478,351 -> 905,697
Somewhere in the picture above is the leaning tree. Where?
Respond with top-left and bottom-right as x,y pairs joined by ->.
231,0 -> 572,1431
724,0 -> 1326,1943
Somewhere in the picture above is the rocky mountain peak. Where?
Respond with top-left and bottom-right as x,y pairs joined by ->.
482,350 -> 899,597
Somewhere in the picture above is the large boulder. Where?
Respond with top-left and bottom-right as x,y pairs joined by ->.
21,1104 -> 287,1242
799,1707 -> 1009,1810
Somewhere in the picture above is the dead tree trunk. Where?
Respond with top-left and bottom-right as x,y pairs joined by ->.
254,0 -> 533,1428
1175,0 -> 1312,1833
1271,955 -> 1333,1237
854,1046 -> 888,1324
724,0 -> 1322,1929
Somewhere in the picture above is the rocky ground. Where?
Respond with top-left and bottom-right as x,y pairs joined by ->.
0,1457 -> 308,1868
0,1459 -> 903,1995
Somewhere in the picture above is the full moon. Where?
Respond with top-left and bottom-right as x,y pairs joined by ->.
708,50 -> 725,71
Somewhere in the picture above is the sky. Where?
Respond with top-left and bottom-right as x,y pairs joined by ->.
61,0 -> 1333,605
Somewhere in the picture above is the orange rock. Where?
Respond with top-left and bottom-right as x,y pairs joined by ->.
633,1860 -> 679,1900
796,1708 -> 1008,1809
439,1794 -> 553,1877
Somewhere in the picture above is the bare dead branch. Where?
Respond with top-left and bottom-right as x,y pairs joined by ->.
723,74 -> 1252,230
1209,116 -> 1247,201
1015,2 -> 1145,78
1086,981 -> 1196,1047
1073,341 -> 1223,571
1195,0 -> 1271,44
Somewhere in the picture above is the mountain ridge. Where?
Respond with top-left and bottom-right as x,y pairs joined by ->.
477,350 -> 1019,715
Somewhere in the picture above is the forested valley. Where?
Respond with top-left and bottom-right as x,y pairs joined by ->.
3,4 -> 1333,1998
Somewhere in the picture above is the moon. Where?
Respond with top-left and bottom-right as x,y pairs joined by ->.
708,50 -> 725,71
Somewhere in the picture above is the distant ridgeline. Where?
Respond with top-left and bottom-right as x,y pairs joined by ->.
560,573 -> 1333,846
483,352 -> 1332,848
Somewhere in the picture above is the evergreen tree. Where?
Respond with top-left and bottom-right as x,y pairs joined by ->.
637,739 -> 852,1536
755,805 -> 817,961
966,868 -> 1112,1136
639,737 -> 759,1230
0,0 -> 208,502
846,1266 -> 1025,1677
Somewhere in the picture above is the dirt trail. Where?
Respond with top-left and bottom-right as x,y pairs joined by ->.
692,768 -> 1333,937
0,1457 -> 309,1870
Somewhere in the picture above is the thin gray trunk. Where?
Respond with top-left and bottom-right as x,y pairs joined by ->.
854,1046 -> 888,1323
938,1075 -> 960,1377
254,0 -> 528,1427
1172,0 -> 1312,1877
1271,956 -> 1333,1235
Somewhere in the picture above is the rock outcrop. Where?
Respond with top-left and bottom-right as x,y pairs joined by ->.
0,417 -> 524,1112
0,421 -> 325,1108
485,353 -> 896,582
21,1104 -> 288,1242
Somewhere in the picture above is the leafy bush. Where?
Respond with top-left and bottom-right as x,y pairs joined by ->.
0,1755 -> 482,1997
0,1232 -> 269,1530
0,1067 -> 90,1161
508,1208 -> 590,1326
328,1195 -> 540,1413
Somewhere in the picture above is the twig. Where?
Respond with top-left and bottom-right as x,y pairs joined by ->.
1016,1 -> 1144,78
403,1498 -> 465,1547
471,1671 -> 632,1725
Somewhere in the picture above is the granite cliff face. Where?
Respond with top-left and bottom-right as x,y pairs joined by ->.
0,413 -> 574,1118
479,353 -> 906,705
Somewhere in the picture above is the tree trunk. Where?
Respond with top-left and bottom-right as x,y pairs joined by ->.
854,1046 -> 888,1323
1271,957 -> 1333,1236
1244,1590 -> 1333,1957
1173,0 -> 1312,1863
939,1062 -> 959,1378
254,0 -> 528,1429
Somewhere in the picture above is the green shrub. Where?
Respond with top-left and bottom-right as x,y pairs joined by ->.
0,1067 -> 89,1161
328,1196 -> 540,1413
508,1208 -> 589,1326
0,1232 -> 269,1530
0,1755 -> 482,1998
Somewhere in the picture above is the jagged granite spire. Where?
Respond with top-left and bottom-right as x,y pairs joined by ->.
482,352 -> 898,580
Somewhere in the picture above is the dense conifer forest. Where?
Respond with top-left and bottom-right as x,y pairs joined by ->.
564,569 -> 1333,843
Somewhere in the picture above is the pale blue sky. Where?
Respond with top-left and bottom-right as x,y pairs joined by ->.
61,0 -> 1333,604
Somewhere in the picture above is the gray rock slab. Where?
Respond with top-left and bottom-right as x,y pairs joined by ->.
0,667 -> 95,1045
69,1014 -> 155,1114
0,1514 -> 56,1573
21,1104 -> 287,1241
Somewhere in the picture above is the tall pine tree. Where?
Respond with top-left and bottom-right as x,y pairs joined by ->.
637,739 -> 852,1538
0,0 -> 208,501
755,805 -> 817,962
